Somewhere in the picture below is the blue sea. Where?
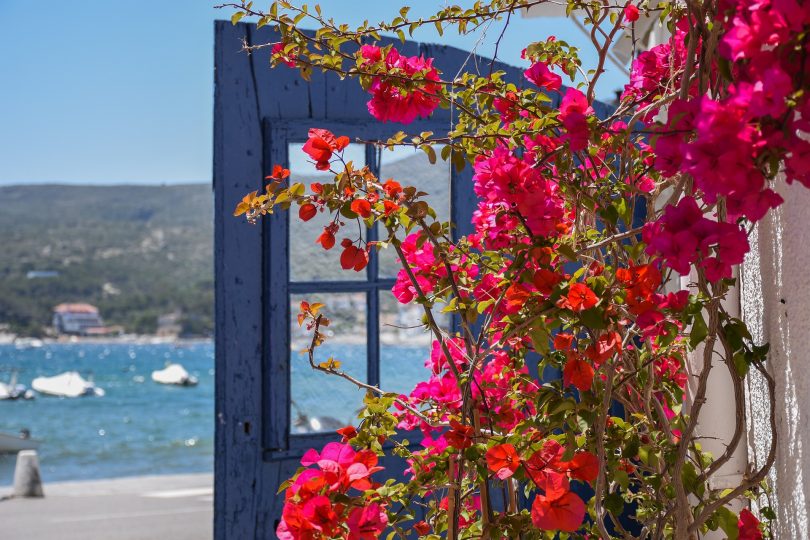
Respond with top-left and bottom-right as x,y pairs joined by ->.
0,341 -> 432,485
0,342 -> 215,485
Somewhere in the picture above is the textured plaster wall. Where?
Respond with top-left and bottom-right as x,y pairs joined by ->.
740,179 -> 810,538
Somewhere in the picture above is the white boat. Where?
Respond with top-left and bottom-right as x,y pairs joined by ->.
32,371 -> 104,398
13,338 -> 44,350
0,431 -> 41,453
151,363 -> 198,386
0,373 -> 35,400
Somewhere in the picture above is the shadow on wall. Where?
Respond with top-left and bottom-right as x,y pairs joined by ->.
741,177 -> 810,538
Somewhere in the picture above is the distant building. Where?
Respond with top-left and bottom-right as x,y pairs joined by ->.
26,270 -> 59,279
156,311 -> 182,337
52,303 -> 106,336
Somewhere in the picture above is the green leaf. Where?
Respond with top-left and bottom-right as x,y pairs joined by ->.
580,308 -> 606,330
557,244 -> 577,261
231,11 -> 245,25
451,149 -> 466,173
422,145 -> 437,165
713,506 -> 740,540
529,325 -> 550,356
690,312 -> 709,348
604,492 -> 624,516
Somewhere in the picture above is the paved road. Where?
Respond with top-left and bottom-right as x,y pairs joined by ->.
0,473 -> 212,540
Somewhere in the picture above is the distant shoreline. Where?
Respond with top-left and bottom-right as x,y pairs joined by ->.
0,335 -> 213,347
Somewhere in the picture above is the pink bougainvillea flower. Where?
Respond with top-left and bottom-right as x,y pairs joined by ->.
524,61 -> 562,91
738,508 -> 763,540
361,46 -> 442,124
558,87 -> 593,151
624,4 -> 640,22
271,42 -> 297,68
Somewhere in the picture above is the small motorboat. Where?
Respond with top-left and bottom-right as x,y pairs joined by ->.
151,363 -> 198,386
32,371 -> 104,398
0,372 -> 35,400
13,338 -> 44,350
0,430 -> 41,453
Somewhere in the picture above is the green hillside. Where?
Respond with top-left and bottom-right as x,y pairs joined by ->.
0,152 -> 451,337
0,184 -> 213,337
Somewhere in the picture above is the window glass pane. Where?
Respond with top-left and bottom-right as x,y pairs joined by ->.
379,290 -> 451,397
378,145 -> 451,278
290,292 -> 367,434
289,142 -> 367,282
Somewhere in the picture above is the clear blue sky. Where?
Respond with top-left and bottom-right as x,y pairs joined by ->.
0,1 -> 625,186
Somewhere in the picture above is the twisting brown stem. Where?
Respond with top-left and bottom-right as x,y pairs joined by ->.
305,314 -> 439,426
594,353 -> 616,539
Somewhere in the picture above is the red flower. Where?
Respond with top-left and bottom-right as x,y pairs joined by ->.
553,333 -> 575,351
346,503 -> 388,540
336,425 -> 357,442
351,199 -> 372,218
316,227 -> 336,250
298,203 -> 317,222
382,200 -> 399,216
585,331 -> 622,364
624,4 -> 640,22
413,521 -> 430,535
266,164 -> 291,180
738,509 -> 763,540
504,283 -> 531,312
445,419 -> 474,449
525,440 -> 566,483
531,489 -> 586,533
302,128 -> 350,170
533,269 -> 563,295
565,451 -> 599,483
486,443 -> 520,480
382,179 -> 402,198
563,356 -> 594,392
340,244 -> 369,272
567,283 -> 598,311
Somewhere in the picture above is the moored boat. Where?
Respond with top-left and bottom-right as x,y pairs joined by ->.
0,430 -> 41,453
31,371 -> 104,398
151,363 -> 198,386
0,372 -> 35,400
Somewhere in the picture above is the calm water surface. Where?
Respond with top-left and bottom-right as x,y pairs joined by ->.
0,341 -> 431,485
0,342 -> 214,485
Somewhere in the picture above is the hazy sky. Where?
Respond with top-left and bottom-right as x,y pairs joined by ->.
0,1 -> 626,186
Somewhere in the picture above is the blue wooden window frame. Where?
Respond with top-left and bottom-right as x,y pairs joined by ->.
262,118 -> 471,458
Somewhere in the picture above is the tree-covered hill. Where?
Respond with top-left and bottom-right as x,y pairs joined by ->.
0,152 -> 451,337
0,184 -> 213,336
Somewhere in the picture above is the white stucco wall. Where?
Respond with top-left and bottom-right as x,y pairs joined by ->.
741,178 -> 810,538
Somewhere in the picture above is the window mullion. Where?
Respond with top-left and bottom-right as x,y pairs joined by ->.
366,143 -> 381,388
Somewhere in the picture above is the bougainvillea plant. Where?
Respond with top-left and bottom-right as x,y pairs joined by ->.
228,0 -> 810,538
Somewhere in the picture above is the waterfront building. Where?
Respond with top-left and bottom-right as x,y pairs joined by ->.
52,303 -> 106,336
